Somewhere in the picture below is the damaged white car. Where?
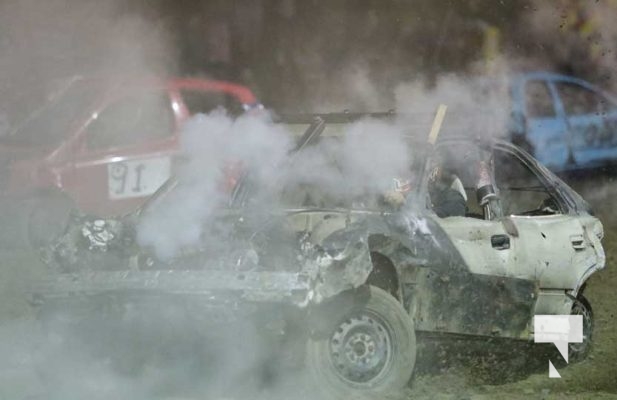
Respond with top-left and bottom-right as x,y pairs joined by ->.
30,112 -> 606,399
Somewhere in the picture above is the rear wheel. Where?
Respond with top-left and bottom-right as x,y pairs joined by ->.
569,294 -> 593,362
306,286 -> 416,399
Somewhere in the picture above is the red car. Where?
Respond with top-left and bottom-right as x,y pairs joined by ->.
0,76 -> 261,246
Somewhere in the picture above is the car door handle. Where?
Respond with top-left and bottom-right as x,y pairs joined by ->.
570,234 -> 586,250
491,234 -> 510,250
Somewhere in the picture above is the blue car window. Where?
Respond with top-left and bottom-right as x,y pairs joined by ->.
556,82 -> 606,116
525,81 -> 555,118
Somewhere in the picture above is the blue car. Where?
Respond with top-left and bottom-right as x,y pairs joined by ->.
509,72 -> 617,172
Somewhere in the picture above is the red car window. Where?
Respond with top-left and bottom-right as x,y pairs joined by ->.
179,89 -> 245,116
1,82 -> 98,148
86,90 -> 175,151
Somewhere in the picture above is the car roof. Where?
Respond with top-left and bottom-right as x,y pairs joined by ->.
514,71 -> 603,90
55,74 -> 258,105
168,78 -> 257,104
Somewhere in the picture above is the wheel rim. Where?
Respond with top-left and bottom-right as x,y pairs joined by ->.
328,312 -> 394,385
569,299 -> 592,354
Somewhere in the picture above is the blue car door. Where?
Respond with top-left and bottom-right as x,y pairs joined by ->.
519,79 -> 571,170
553,79 -> 617,168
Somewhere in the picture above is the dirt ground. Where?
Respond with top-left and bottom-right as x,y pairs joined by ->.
0,175 -> 615,399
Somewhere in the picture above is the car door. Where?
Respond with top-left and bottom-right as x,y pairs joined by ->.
553,79 -> 617,168
415,142 -> 537,339
492,145 -> 594,315
428,215 -> 537,338
521,79 -> 571,170
69,88 -> 180,216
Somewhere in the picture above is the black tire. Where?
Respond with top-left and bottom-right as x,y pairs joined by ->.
306,285 -> 416,400
569,294 -> 593,362
26,193 -> 75,251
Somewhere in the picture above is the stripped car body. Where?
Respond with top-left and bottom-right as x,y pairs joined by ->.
30,112 -> 606,396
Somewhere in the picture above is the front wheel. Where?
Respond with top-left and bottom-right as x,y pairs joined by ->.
306,286 -> 416,399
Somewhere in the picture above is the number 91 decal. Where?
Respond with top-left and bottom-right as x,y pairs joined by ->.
107,157 -> 171,200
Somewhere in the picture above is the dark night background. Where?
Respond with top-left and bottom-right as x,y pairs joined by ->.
1,0 -> 613,115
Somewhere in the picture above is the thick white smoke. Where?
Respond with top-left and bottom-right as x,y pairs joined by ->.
137,68 -> 519,260
136,110 -> 293,259
136,109 -> 415,260
395,73 -> 512,139
285,118 -> 412,196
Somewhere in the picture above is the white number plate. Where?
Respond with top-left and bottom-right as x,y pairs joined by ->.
107,157 -> 171,200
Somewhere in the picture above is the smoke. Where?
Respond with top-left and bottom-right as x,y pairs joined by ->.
0,310 -> 316,400
136,64 -> 519,261
395,72 -> 512,139
309,63 -> 395,112
0,3 -> 424,396
136,109 -> 415,259
2,2 -> 604,398
136,110 -> 294,259
286,118 -> 412,195
0,0 -> 175,131
6,106 -> 418,399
